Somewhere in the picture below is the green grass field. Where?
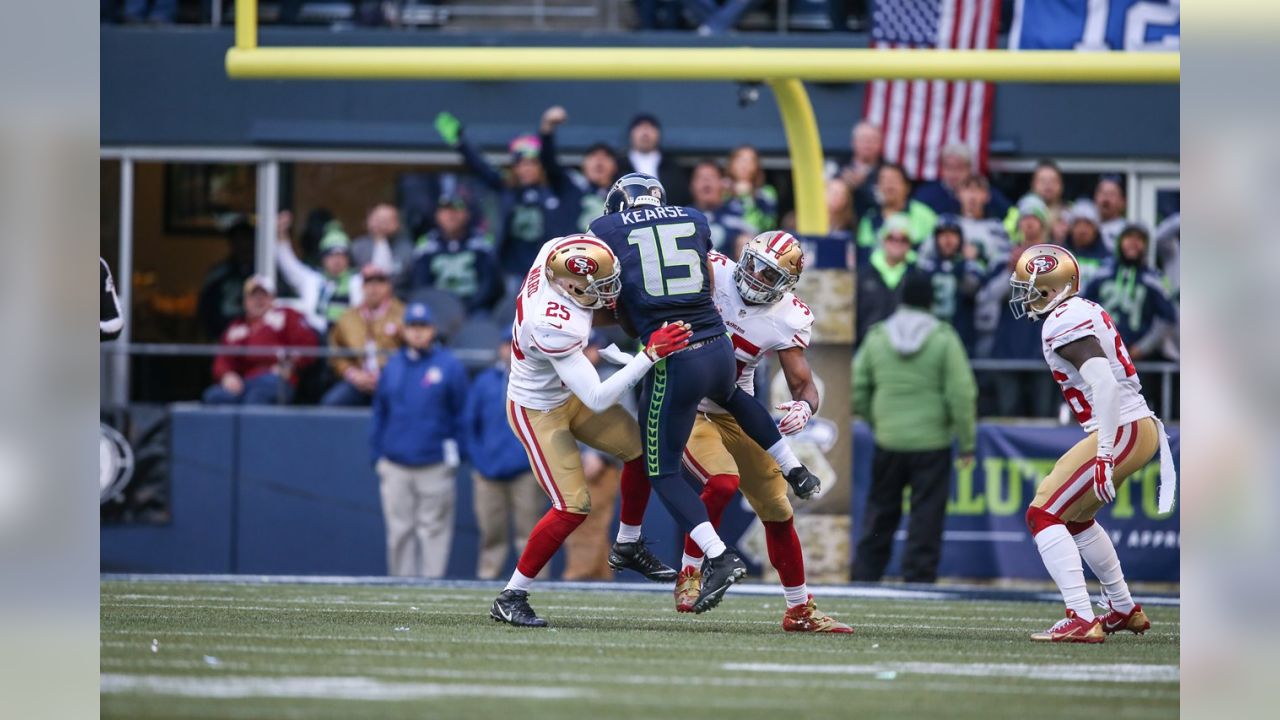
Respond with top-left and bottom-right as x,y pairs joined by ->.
101,578 -> 1178,719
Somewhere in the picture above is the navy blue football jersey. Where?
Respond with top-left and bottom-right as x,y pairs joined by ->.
589,206 -> 727,343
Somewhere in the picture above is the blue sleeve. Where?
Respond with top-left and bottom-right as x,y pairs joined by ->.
369,361 -> 392,467
539,131 -> 572,195
474,249 -> 501,311
461,371 -> 484,462
458,136 -> 505,191
410,251 -> 433,291
448,358 -> 471,445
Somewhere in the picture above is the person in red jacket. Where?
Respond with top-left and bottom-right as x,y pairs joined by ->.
202,275 -> 318,405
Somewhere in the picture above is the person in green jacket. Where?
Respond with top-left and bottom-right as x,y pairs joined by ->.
851,270 -> 977,583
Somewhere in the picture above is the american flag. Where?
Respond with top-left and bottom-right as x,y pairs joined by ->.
863,0 -> 1000,180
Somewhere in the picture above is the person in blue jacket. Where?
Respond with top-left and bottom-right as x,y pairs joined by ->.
369,302 -> 469,578
462,329 -> 545,579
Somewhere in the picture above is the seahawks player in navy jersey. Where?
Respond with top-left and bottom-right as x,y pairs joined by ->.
589,173 -> 822,613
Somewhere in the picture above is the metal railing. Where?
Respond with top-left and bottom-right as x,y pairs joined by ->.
969,358 -> 1179,422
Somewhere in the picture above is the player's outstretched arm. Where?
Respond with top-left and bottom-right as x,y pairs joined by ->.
1057,336 -> 1121,503
776,347 -> 819,435
548,322 -> 691,413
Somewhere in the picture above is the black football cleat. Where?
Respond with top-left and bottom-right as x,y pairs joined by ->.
785,466 -> 822,499
693,547 -> 747,614
609,538 -> 678,582
490,589 -> 548,628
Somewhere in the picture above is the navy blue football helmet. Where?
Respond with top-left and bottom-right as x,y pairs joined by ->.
604,173 -> 667,214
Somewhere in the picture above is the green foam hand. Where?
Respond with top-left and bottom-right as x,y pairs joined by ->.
434,111 -> 462,146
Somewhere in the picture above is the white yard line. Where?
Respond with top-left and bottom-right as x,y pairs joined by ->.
100,674 -> 592,701
724,661 -> 1179,684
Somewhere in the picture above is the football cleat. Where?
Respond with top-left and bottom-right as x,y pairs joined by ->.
490,589 -> 548,628
609,538 -> 678,582
693,547 -> 747,614
1100,602 -> 1151,635
782,595 -> 854,634
785,466 -> 822,499
1030,609 -> 1105,643
674,567 -> 701,613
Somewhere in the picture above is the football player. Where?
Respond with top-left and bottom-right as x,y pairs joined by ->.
673,231 -> 852,633
1010,244 -> 1177,643
589,174 -> 823,614
490,234 -> 693,628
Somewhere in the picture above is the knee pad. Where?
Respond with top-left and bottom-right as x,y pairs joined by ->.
1065,518 -> 1096,536
1025,505 -> 1063,535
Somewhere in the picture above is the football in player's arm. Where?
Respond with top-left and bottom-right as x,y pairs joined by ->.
491,234 -> 691,628
1009,243 -> 1177,643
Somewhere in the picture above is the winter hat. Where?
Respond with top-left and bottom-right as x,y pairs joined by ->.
877,212 -> 913,243
901,270 -> 935,310
319,221 -> 351,256
1016,194 -> 1050,228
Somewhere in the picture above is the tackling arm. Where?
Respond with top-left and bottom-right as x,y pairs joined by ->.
777,347 -> 819,411
549,349 -> 654,414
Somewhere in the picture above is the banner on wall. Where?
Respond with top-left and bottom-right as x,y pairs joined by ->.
851,421 -> 1180,582
1010,0 -> 1180,51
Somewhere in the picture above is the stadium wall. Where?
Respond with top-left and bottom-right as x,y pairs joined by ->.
101,407 -> 1179,583
100,27 -> 1178,158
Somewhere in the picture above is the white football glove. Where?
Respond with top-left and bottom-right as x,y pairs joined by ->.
775,400 -> 813,436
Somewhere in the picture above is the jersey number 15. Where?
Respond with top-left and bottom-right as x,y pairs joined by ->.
627,223 -> 703,298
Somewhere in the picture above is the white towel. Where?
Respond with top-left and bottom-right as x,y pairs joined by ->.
1154,417 -> 1178,514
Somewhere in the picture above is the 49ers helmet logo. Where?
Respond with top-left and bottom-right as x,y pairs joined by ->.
1026,255 -> 1059,275
566,255 -> 599,276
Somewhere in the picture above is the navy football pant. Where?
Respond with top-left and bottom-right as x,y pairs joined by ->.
638,335 -> 786,533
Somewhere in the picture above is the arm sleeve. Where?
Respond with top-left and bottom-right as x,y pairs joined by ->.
275,239 -> 318,299
550,349 -> 655,414
211,327 -> 235,381
100,258 -> 123,340
458,136 -> 505,191
369,370 -> 389,466
942,332 -> 978,453
851,345 -> 872,421
1079,356 -> 1121,458
449,361 -> 471,444
461,373 -> 483,461
539,131 -> 572,194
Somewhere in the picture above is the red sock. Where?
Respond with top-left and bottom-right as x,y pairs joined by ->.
515,508 -> 587,578
618,458 -> 650,527
763,518 -> 806,588
682,474 -> 740,559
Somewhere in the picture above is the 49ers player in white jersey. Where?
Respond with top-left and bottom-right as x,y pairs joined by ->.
491,234 -> 693,628
1010,244 -> 1177,643
672,231 -> 852,633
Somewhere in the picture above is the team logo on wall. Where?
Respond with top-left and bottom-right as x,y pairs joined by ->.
1026,255 -> 1058,274
100,423 -> 135,505
567,256 -> 598,276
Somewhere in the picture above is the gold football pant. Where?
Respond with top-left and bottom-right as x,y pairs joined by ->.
1029,417 -> 1159,525
681,412 -> 793,523
506,396 -> 641,515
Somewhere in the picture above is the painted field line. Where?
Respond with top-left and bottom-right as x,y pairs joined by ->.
100,674 -> 592,701
724,661 -> 1178,684
105,574 -> 1178,606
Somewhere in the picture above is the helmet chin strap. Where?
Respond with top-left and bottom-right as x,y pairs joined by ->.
1029,281 -> 1073,320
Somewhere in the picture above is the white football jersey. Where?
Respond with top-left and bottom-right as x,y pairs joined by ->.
699,252 -> 814,414
1040,295 -> 1153,433
507,240 -> 596,411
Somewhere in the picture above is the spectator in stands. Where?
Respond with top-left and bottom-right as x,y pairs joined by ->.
689,160 -> 753,256
435,111 -> 572,290
856,214 -> 915,345
836,120 -> 884,219
197,218 -> 256,341
852,270 -> 976,583
202,276 -> 317,406
1011,194 -> 1050,247
275,212 -> 363,335
912,143 -> 1012,220
826,177 -> 856,239
983,247 -> 1058,417
919,221 -> 984,355
352,203 -> 414,295
1031,160 -> 1069,242
618,113 -> 690,206
726,145 -> 779,233
1061,199 -> 1113,291
323,265 -> 406,407
464,329 -> 544,580
684,0 -> 764,35
1094,174 -> 1128,250
410,192 -> 502,314
952,174 -> 1011,269
855,163 -> 936,266
538,105 -> 620,232
1084,224 -> 1179,361
369,302 -> 469,578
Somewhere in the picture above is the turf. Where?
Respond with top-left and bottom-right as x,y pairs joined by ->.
101,579 -> 1178,720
